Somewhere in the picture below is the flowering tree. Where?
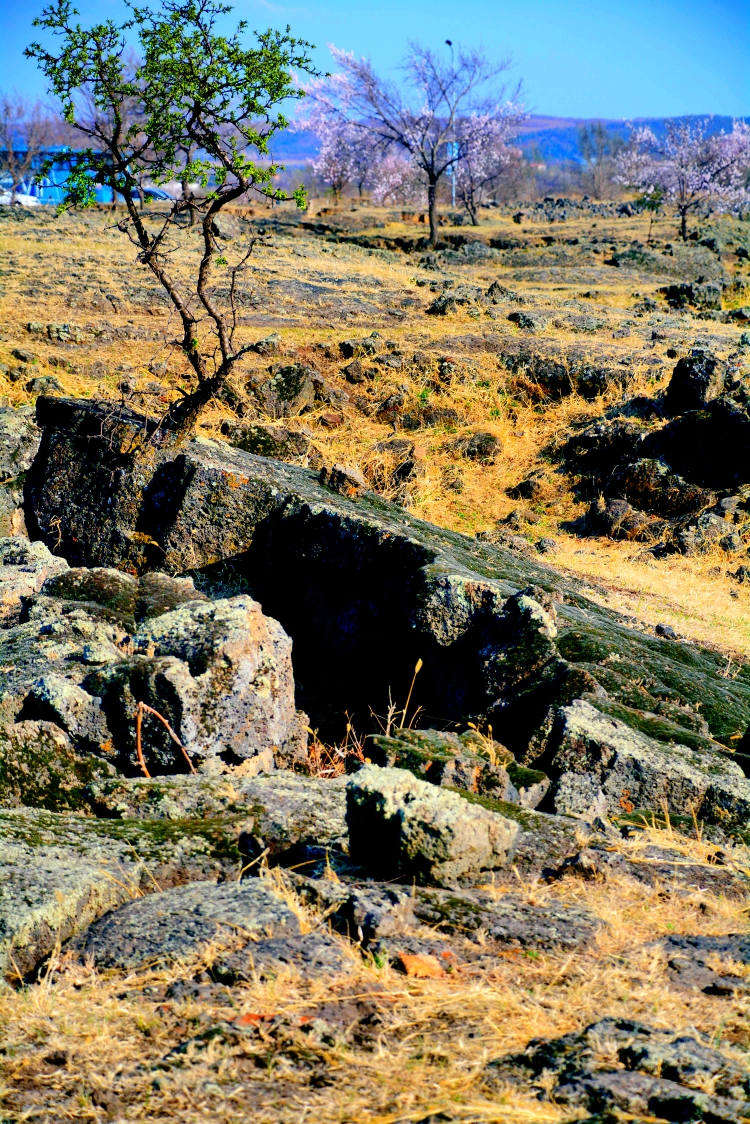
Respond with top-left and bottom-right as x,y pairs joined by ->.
369,150 -> 425,206
293,72 -> 377,200
308,43 -> 520,246
616,118 -> 750,240
454,112 -> 522,224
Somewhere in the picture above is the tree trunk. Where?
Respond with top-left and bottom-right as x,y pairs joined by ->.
680,208 -> 688,241
427,180 -> 438,247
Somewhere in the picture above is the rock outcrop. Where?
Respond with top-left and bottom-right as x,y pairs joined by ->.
22,396 -> 750,829
489,1018 -> 750,1122
529,699 -> 750,826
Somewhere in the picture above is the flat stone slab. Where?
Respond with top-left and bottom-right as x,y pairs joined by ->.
294,874 -> 601,951
68,879 -> 301,969
0,806 -> 251,979
660,933 -> 750,995
86,772 -> 349,853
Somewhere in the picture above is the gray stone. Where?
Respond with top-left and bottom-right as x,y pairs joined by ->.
252,332 -> 281,357
661,933 -> 750,995
294,874 -> 598,950
339,335 -> 380,360
453,431 -> 502,463
24,396 -> 750,764
0,537 -> 69,628
0,719 -> 115,811
0,596 -> 127,725
219,421 -> 313,463
251,364 -> 316,418
0,806 -> 251,979
208,930 -> 354,982
537,699 -> 750,826
665,350 -> 726,414
507,311 -> 548,331
68,878 -> 301,969
0,405 -> 40,482
87,596 -> 304,775
22,674 -> 112,756
346,764 -> 520,885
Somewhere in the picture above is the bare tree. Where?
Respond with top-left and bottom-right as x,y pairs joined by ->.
317,43 -> 520,246
0,92 -> 58,202
28,0 -> 317,442
577,121 -> 624,199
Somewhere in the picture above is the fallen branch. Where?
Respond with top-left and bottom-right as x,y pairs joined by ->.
134,700 -> 197,777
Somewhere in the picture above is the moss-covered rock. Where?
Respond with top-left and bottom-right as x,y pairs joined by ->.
532,699 -> 750,827
0,720 -> 115,811
0,805 -> 253,978
346,764 -> 519,886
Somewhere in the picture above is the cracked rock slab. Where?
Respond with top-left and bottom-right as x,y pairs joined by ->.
541,699 -> 750,827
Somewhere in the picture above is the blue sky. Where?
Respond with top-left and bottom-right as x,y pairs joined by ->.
2,0 -> 748,119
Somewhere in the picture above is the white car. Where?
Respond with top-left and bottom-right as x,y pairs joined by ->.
0,191 -> 42,207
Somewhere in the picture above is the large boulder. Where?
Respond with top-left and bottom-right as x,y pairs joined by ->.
87,595 -> 305,775
532,699 -> 750,826
346,764 -> 520,885
0,562 -> 305,774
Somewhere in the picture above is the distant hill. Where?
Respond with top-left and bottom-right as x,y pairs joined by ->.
273,115 -> 748,168
516,114 -> 745,164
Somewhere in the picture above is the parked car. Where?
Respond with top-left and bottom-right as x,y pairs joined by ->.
0,191 -> 42,207
132,185 -> 175,202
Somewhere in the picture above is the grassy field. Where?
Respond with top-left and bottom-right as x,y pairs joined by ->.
1,199 -> 748,662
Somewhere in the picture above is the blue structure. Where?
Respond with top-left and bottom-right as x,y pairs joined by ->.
0,146 -> 173,204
